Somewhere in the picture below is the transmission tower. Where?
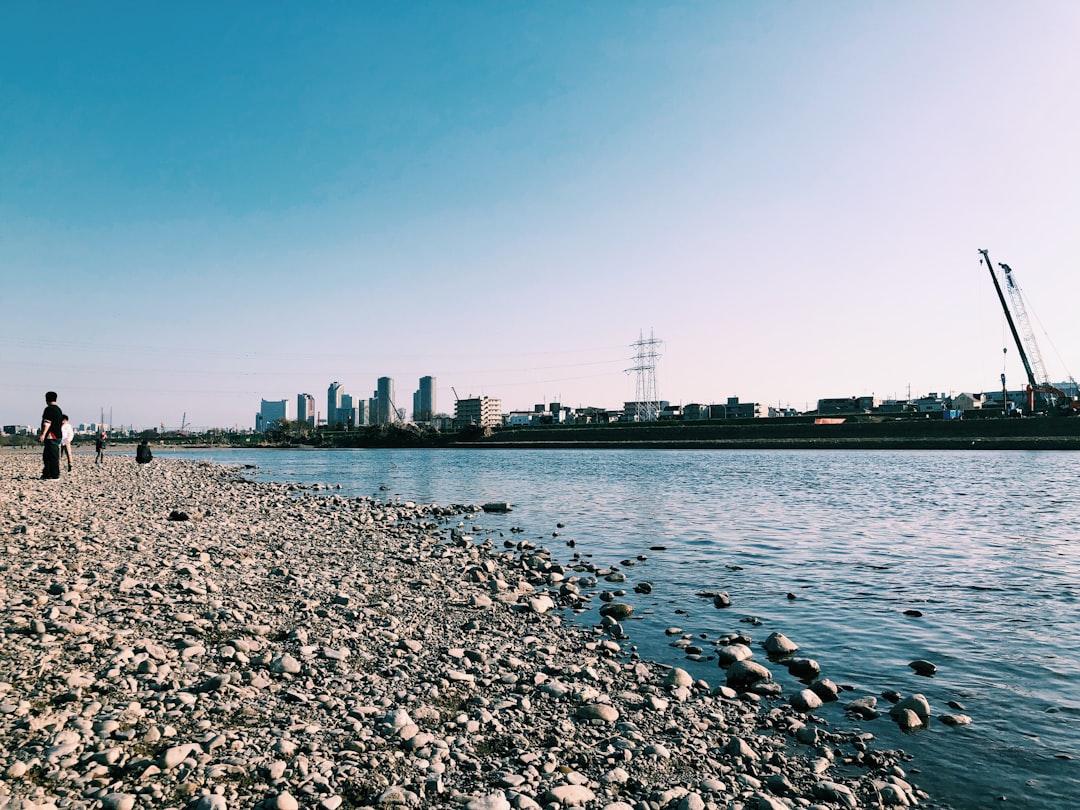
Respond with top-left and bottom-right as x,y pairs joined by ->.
626,329 -> 662,421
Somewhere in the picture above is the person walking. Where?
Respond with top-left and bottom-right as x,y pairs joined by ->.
38,391 -> 63,480
60,415 -> 74,472
95,431 -> 107,465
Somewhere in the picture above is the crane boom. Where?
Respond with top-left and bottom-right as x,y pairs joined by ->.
980,249 -> 1074,413
979,249 -> 1037,391
998,263 -> 1051,387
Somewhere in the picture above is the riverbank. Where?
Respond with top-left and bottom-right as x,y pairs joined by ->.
0,455 -> 947,810
452,415 -> 1080,450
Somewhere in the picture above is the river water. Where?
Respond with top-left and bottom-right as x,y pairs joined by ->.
158,447 -> 1079,809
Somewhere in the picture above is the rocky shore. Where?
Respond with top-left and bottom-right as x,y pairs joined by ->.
1,453 -> 947,810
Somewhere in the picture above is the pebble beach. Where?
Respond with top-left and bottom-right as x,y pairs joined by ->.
0,452 -> 946,810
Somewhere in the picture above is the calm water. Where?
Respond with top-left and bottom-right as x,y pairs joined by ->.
160,448 -> 1080,809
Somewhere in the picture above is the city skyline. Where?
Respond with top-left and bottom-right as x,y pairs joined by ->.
5,4 -> 1080,430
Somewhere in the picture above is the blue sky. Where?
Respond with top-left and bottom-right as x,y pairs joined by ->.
4,2 -> 1080,429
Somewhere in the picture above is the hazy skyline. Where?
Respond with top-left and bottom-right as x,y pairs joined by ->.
4,2 -> 1080,430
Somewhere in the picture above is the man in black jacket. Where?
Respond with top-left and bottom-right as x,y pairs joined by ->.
136,441 -> 153,465
38,391 -> 63,480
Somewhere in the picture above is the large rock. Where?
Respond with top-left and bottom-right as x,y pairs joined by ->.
726,659 -> 772,689
890,693 -> 932,720
716,643 -> 753,666
763,632 -> 798,655
599,602 -> 634,620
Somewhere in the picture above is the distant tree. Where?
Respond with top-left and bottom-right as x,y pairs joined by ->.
264,419 -> 313,444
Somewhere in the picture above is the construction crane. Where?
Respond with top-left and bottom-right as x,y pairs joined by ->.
979,249 -> 1078,414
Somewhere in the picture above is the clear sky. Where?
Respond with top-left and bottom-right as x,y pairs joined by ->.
4,1 -> 1080,430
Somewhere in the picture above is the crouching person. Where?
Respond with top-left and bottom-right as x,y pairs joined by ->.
136,440 -> 153,466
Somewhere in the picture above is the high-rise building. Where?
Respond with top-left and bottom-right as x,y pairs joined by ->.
413,376 -> 436,422
297,393 -> 315,426
327,382 -> 343,429
340,394 -> 356,428
375,377 -> 395,425
256,398 -> 288,431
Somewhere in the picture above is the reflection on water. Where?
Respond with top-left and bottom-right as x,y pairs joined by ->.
165,447 -> 1080,810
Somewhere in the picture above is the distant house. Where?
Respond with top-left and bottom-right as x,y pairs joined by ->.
506,411 -> 535,426
766,406 -> 798,418
911,393 -> 946,413
951,392 -> 985,411
876,399 -> 913,414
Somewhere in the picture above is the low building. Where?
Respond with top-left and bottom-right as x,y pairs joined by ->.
876,399 -> 913,414
622,401 -> 670,421
455,396 -> 502,428
683,403 -> 708,420
766,406 -> 799,418
723,397 -> 761,419
817,396 -> 879,415
951,392 -> 985,411
571,407 -> 613,424
911,393 -> 946,413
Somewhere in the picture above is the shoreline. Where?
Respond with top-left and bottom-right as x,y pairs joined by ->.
0,455 -> 948,810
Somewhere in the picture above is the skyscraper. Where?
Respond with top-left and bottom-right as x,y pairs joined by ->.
375,377 -> 395,425
414,376 -> 436,422
256,399 -> 287,431
297,393 -> 315,426
340,394 -> 356,428
327,382 -> 343,429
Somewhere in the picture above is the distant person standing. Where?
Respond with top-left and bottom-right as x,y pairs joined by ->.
136,440 -> 153,465
38,391 -> 63,480
60,415 -> 74,472
95,431 -> 107,465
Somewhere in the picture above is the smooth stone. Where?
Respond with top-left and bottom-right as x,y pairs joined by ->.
577,703 -> 619,723
546,784 -> 596,805
465,793 -> 511,810
791,688 -> 823,712
269,653 -> 301,675
909,659 -> 937,676
939,713 -> 973,727
815,781 -> 858,808
102,794 -> 136,810
663,667 -> 694,688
